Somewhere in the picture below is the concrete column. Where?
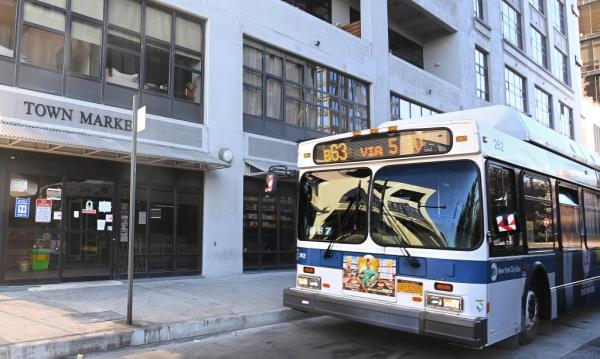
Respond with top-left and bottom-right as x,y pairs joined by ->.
201,3 -> 245,277
361,0 -> 390,126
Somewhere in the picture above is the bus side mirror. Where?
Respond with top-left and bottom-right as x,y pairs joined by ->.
265,172 -> 278,194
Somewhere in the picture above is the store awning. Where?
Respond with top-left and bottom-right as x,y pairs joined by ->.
0,120 -> 229,170
245,158 -> 298,176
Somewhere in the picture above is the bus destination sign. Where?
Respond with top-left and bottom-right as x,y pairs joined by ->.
313,128 -> 452,164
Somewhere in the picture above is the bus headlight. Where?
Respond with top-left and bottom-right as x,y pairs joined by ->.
297,275 -> 321,289
426,292 -> 463,312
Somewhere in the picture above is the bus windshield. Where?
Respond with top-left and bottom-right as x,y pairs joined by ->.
298,168 -> 371,243
370,160 -> 482,250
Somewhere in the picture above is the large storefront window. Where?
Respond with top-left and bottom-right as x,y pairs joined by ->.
1,150 -> 203,283
6,174 -> 62,280
243,178 -> 296,269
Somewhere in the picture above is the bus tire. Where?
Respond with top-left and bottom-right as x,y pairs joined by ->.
519,282 -> 541,345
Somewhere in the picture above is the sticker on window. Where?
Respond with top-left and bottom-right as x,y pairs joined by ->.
496,213 -> 517,232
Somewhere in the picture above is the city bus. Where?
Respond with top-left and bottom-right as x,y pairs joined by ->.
283,105 -> 600,348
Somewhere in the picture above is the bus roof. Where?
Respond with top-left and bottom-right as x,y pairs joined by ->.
378,105 -> 600,170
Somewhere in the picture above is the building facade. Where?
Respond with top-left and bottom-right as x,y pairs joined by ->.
0,0 -> 582,283
578,0 -> 600,154
580,0 -> 600,102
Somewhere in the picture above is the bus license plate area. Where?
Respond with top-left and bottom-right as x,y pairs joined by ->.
397,280 -> 423,295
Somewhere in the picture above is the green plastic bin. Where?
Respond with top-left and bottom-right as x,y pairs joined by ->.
32,248 -> 50,271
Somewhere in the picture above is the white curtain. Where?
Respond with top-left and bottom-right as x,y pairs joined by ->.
71,21 -> 101,45
176,17 -> 202,52
243,46 -> 262,70
37,0 -> 66,8
72,0 -> 103,20
24,2 -> 65,32
109,0 -> 141,32
146,7 -> 171,42
266,79 -> 282,119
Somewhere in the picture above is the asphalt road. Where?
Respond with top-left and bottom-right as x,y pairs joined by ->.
89,306 -> 600,359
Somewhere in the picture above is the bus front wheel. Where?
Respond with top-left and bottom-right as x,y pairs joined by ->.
519,284 -> 540,345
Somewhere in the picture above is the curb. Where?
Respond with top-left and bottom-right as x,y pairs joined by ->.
0,308 -> 312,359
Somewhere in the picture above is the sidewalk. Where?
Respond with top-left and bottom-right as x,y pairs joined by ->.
0,271 -> 307,359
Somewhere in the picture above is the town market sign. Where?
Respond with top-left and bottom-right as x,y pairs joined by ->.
24,101 -> 133,132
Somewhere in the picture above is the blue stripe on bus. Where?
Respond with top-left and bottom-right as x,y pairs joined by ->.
296,247 -> 559,284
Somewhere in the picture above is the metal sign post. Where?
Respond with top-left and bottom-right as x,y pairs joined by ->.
127,96 -> 145,325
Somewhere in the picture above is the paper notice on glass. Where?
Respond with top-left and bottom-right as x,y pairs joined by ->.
97,219 -> 106,231
107,225 -> 113,231
139,211 -> 146,225
105,214 -> 113,223
73,211 -> 80,219
53,211 -> 62,220
35,199 -> 52,223
99,201 -> 112,213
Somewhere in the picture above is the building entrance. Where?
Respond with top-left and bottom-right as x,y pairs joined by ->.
0,150 -> 205,284
62,181 -> 114,279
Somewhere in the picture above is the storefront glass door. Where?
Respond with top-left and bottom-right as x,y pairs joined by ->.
243,178 -> 297,269
62,182 -> 114,279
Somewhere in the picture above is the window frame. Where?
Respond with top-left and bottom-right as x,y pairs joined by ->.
504,66 -> 527,113
558,102 -> 573,139
67,13 -> 104,80
534,86 -> 552,127
552,0 -> 566,34
521,171 -> 556,252
172,13 -> 204,105
583,189 -> 600,249
0,0 -> 18,60
141,5 -> 173,97
486,161 -> 525,257
475,47 -> 489,101
18,0 -> 67,74
243,38 -> 370,135
530,27 -> 547,69
553,47 -> 569,85
473,0 -> 484,20
556,182 -> 583,251
390,92 -> 440,121
529,0 -> 544,14
501,1 -> 522,49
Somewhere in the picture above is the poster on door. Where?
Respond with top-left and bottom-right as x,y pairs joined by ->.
35,199 -> 52,223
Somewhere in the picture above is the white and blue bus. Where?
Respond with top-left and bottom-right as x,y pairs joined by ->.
283,105 -> 600,347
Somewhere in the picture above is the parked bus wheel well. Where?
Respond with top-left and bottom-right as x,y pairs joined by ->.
530,268 -> 551,320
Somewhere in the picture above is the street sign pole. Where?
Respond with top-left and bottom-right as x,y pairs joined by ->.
127,95 -> 139,325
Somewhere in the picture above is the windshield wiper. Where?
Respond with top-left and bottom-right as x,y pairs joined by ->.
376,183 -> 420,268
324,181 -> 362,259
418,204 -> 447,209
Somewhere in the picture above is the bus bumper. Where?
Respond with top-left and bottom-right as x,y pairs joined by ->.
283,288 -> 487,347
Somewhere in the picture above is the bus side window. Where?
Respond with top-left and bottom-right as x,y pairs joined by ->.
523,174 -> 554,250
488,165 -> 521,248
584,191 -> 600,249
558,186 -> 581,250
